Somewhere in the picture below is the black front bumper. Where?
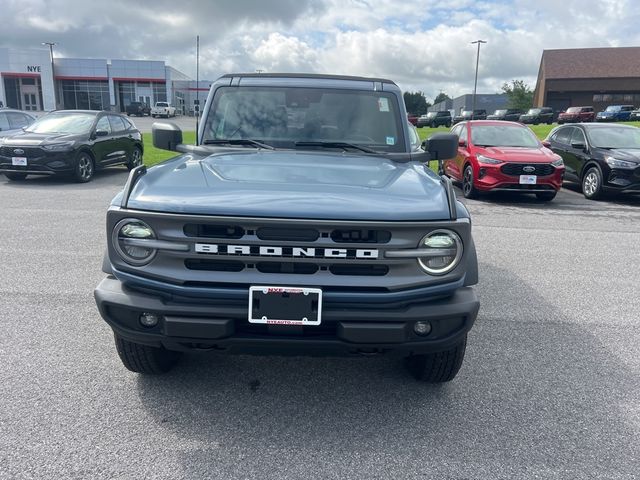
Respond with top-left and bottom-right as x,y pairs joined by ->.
94,276 -> 479,356
0,150 -> 75,176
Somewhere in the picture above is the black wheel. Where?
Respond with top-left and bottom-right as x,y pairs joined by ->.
127,113 -> 131,116
446,122 -> 451,128
536,191 -> 557,202
151,114 -> 156,118
73,152 -> 94,183
430,122 -> 436,128
405,336 -> 467,383
582,166 -> 604,200
114,334 -> 181,374
126,146 -> 143,170
462,165 -> 478,199
5,172 -> 27,181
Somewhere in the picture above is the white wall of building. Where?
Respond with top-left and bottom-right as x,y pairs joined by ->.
0,47 -> 55,110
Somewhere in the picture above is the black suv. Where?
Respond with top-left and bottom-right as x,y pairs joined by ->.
453,109 -> 487,124
0,110 -> 143,183
486,109 -> 523,121
126,102 -> 150,116
417,111 -> 452,128
520,107 -> 554,125
545,123 -> 640,199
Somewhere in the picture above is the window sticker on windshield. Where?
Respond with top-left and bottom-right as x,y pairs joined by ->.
386,136 -> 395,145
378,98 -> 390,112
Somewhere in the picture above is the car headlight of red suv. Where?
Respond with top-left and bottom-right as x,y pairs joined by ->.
477,155 -> 502,165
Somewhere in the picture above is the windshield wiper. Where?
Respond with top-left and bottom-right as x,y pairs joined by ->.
203,139 -> 275,150
294,141 -> 379,154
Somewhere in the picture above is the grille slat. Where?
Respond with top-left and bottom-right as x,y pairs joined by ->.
500,163 -> 555,176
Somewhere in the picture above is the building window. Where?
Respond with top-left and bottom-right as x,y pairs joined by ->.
118,82 -> 136,112
623,94 -> 634,102
152,82 -> 167,103
61,80 -> 109,110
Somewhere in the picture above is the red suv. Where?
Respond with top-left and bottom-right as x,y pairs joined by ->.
557,106 -> 595,124
446,120 -> 565,201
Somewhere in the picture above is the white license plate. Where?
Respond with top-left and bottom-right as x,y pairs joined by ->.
248,286 -> 322,326
519,175 -> 537,184
12,157 -> 27,166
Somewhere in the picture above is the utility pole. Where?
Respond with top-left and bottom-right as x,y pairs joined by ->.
42,42 -> 57,108
471,40 -> 487,120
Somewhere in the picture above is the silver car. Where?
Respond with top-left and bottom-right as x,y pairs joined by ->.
0,109 -> 37,138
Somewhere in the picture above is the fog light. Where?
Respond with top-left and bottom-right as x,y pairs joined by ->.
414,321 -> 432,336
139,312 -> 161,327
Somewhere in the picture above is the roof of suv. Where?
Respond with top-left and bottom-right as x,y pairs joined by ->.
220,72 -> 398,85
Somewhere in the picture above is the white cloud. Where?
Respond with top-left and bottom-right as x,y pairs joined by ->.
2,0 -> 640,100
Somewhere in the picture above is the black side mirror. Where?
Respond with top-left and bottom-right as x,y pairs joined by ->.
424,133 -> 458,175
95,130 -> 109,137
152,122 -> 183,151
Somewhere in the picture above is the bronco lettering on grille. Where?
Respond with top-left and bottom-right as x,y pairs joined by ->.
194,243 -> 379,259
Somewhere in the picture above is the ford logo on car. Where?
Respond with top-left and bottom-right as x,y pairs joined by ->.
13,149 -> 25,155
523,166 -> 536,173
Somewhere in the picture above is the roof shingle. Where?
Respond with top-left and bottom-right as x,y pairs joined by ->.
542,46 -> 640,79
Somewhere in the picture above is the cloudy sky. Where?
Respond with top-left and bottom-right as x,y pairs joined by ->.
2,0 -> 640,100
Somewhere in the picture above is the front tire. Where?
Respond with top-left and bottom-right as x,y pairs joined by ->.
462,165 -> 479,199
582,166 -> 604,200
73,152 -> 94,183
114,335 -> 182,374
5,172 -> 27,181
126,146 -> 143,170
536,191 -> 557,202
405,336 -> 467,383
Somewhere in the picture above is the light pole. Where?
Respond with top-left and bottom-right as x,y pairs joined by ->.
471,40 -> 486,119
42,42 -> 57,108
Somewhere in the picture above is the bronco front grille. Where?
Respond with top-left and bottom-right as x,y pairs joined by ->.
500,163 -> 555,176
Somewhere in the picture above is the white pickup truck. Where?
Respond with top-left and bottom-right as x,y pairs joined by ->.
150,102 -> 176,118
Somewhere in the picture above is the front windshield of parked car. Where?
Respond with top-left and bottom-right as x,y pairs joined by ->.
588,127 -> 640,149
202,86 -> 405,152
157,102 -> 169,107
25,113 -> 95,134
426,112 -> 437,118
471,125 -> 540,147
605,106 -> 620,112
566,107 -> 581,113
527,109 -> 541,114
494,110 -> 507,115
461,111 -> 472,116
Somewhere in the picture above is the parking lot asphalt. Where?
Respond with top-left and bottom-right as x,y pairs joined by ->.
0,170 -> 639,479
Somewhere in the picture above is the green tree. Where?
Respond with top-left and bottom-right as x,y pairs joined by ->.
403,91 -> 431,115
433,92 -> 451,105
501,80 -> 534,111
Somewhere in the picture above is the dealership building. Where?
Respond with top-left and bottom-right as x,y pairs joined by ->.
0,47 -> 206,114
533,46 -> 640,112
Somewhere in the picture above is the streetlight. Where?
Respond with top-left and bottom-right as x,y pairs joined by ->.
471,40 -> 487,119
42,42 -> 57,108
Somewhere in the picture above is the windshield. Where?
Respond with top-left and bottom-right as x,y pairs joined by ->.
588,127 -> 640,149
202,86 -> 405,152
494,110 -> 507,115
471,124 -> 540,148
25,113 -> 95,135
527,109 -> 541,115
156,102 -> 169,107
461,111 -> 472,116
566,107 -> 581,113
605,106 -> 620,112
426,112 -> 437,118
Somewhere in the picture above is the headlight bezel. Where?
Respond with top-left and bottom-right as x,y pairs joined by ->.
417,229 -> 464,276
551,156 -> 564,167
476,154 -> 502,165
112,218 -> 158,266
605,156 -> 637,169
42,141 -> 76,151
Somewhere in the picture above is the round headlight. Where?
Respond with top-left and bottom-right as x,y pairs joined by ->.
417,230 -> 463,275
112,218 -> 157,266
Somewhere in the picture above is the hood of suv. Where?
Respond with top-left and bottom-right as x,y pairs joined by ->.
475,145 -> 556,163
122,150 -> 453,221
1,131 -> 81,146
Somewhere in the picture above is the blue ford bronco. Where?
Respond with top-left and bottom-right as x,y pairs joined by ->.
94,73 -> 479,382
